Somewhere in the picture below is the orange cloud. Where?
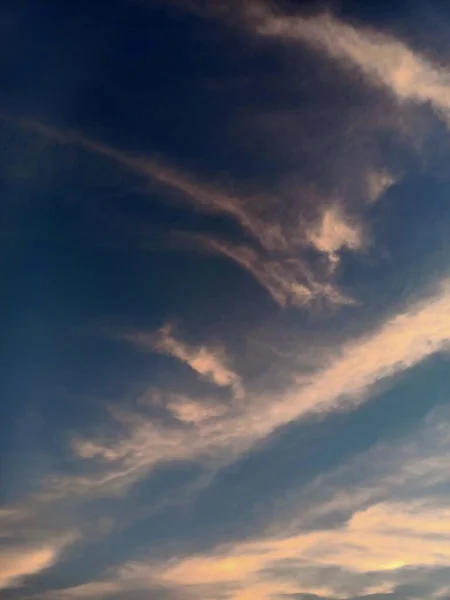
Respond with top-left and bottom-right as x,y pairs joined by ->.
0,535 -> 75,590
63,500 -> 450,600
148,500 -> 450,599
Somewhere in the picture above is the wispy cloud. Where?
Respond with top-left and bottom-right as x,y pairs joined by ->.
123,323 -> 244,397
68,277 -> 450,498
49,409 -> 450,600
2,116 -> 284,250
9,282 -> 450,596
0,534 -> 76,590
150,412 -> 450,594
282,407 -> 450,529
5,2 -> 440,317
194,236 -> 354,307
163,0 -> 450,122
245,4 -> 450,120
306,205 -> 363,267
2,116 -> 360,309
0,545 -> 58,589
365,169 -> 397,203
0,486 -> 91,593
149,501 -> 450,599
5,4 -> 450,600
146,407 -> 450,599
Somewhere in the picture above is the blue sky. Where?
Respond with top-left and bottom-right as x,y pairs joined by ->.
3,0 -> 450,598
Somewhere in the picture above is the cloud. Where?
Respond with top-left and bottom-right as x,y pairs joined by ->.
1,116 -> 284,251
194,236 -> 354,307
0,535 -> 75,590
0,545 -> 57,589
263,279 -> 450,423
162,0 -> 450,124
2,116 -> 360,309
142,407 -> 450,599
146,500 -> 450,600
248,5 -> 450,120
365,169 -> 397,203
306,205 -> 363,266
60,408 -> 450,600
6,2 -> 441,317
68,277 -> 450,500
4,6 -> 450,600
123,324 -> 243,397
49,499 -> 450,599
280,407 -> 450,531
0,481 -> 89,594
167,397 -> 228,424
22,397 -> 450,600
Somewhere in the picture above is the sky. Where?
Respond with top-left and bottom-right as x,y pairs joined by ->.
3,0 -> 450,598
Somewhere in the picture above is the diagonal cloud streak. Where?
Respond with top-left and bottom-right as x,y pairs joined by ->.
2,115 -> 355,308
123,323 -> 244,397
192,235 -> 355,307
2,116 -> 284,249
68,278 -> 450,497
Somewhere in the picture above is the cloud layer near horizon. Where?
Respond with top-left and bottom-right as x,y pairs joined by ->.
37,407 -> 450,600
